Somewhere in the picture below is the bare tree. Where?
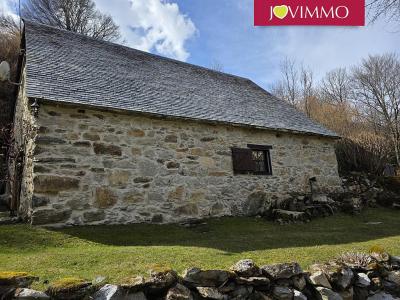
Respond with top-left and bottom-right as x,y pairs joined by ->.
320,68 -> 351,105
0,14 -> 20,121
0,14 -> 21,196
0,15 -> 19,35
352,53 -> 400,166
299,65 -> 314,117
22,0 -> 120,41
271,57 -> 299,106
367,0 -> 400,23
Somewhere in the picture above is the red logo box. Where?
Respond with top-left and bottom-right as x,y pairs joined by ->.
254,0 -> 365,26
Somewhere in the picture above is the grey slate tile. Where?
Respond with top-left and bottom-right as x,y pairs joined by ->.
24,21 -> 338,138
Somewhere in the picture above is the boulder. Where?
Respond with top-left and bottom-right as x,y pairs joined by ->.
166,283 -> 193,300
293,289 -> 307,300
196,287 -> 227,300
251,291 -> 273,300
93,284 -> 120,300
370,277 -> 383,291
218,282 -> 236,294
0,286 -> 16,300
182,268 -> 232,287
339,287 -> 353,300
45,278 -> 92,300
309,264 -> 353,290
229,285 -> 253,299
93,285 -> 148,300
382,279 -> 400,296
0,272 -> 38,288
356,273 -> 371,287
367,292 -> 397,300
292,275 -> 307,291
146,270 -> 178,294
127,292 -> 147,300
14,288 -> 50,300
261,263 -> 303,280
235,277 -> 270,291
386,271 -> 400,285
230,259 -> 261,277
353,286 -> 369,300
390,256 -> 400,269
330,267 -> 354,290
120,276 -> 147,293
371,252 -> 390,263
309,271 -> 332,289
316,287 -> 343,300
272,286 -> 293,300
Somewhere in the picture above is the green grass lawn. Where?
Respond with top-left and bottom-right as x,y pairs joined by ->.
0,208 -> 399,290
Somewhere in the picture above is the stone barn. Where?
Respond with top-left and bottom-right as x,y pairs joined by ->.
11,21 -> 341,226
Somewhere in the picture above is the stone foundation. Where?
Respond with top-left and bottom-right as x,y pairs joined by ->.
17,101 -> 341,226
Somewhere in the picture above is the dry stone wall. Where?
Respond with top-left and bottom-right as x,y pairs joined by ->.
2,251 -> 400,299
23,102 -> 341,225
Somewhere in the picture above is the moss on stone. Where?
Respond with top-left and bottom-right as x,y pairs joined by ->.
148,264 -> 173,274
47,277 -> 88,292
0,271 -> 38,288
369,245 -> 386,254
0,271 -> 29,280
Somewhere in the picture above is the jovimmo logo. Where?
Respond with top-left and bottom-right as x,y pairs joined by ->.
254,0 -> 365,26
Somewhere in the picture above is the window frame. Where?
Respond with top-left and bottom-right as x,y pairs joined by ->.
248,145 -> 272,176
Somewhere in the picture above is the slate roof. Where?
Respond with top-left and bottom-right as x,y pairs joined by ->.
23,21 -> 338,138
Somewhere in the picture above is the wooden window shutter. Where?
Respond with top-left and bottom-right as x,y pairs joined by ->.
231,148 -> 255,174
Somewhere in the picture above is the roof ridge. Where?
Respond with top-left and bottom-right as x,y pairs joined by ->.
23,19 -> 252,83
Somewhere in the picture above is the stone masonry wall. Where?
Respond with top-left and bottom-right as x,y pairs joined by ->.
10,70 -> 36,217
26,102 -> 341,225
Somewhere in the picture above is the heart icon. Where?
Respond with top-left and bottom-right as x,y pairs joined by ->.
273,5 -> 289,19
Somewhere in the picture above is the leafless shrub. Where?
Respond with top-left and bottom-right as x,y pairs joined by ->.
336,252 -> 374,268
336,132 -> 392,175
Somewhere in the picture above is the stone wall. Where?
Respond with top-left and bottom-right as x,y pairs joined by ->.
10,70 -> 36,216
2,251 -> 400,299
23,102 -> 341,225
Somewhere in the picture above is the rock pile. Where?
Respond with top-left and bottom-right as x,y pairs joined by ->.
263,193 -> 338,224
263,173 -> 400,224
339,174 -> 400,213
1,252 -> 400,299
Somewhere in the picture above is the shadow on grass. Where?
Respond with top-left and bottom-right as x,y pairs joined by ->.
1,208 -> 399,253
54,208 -> 400,252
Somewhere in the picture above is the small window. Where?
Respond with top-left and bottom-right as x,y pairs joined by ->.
231,144 -> 272,175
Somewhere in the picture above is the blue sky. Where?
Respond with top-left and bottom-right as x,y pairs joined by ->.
2,0 -> 400,89
172,0 -> 400,88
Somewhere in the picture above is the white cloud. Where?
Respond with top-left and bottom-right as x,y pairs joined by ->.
0,0 -> 18,19
94,0 -> 197,61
